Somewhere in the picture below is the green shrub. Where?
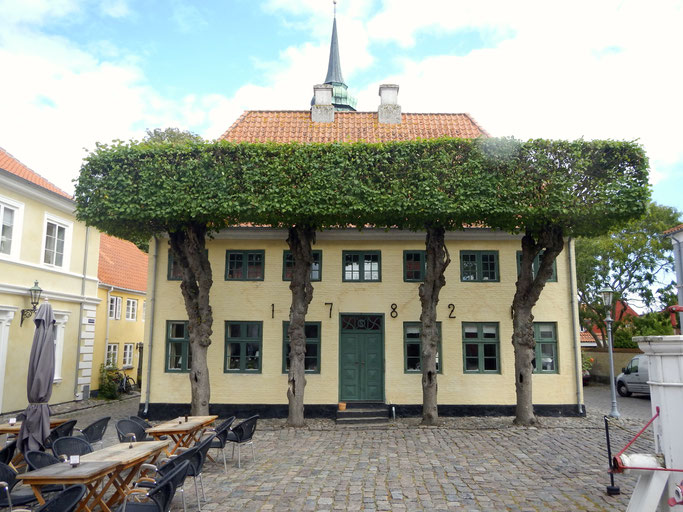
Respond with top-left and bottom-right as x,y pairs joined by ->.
613,312 -> 674,348
98,364 -> 119,399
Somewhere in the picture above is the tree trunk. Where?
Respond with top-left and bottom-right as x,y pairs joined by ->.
286,225 -> 316,427
169,224 -> 213,416
512,226 -> 564,425
419,225 -> 450,425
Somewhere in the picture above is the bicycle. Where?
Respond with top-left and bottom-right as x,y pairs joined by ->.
109,368 -> 137,394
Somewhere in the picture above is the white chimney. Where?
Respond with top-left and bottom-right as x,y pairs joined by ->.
312,84 -> 334,123
378,84 -> 401,124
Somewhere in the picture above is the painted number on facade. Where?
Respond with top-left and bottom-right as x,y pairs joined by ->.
325,302 -> 333,318
448,304 -> 456,318
390,303 -> 398,318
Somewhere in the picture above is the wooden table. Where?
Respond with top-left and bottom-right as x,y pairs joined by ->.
82,440 -> 169,509
18,441 -> 168,511
146,415 -> 217,454
18,460 -> 119,511
0,417 -> 69,436
1,417 -> 71,469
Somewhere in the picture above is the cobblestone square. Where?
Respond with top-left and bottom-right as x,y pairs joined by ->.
17,392 -> 653,512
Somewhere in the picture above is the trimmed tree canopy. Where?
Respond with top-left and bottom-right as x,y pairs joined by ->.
75,137 -> 649,239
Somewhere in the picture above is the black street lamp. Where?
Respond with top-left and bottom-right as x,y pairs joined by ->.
20,281 -> 43,326
599,286 -> 620,419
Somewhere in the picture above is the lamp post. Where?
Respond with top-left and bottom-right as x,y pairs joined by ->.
599,286 -> 620,419
20,281 -> 43,326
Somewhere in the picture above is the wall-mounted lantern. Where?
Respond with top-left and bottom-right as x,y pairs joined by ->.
20,281 -> 43,326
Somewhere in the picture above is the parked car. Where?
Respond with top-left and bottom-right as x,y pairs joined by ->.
616,355 -> 650,397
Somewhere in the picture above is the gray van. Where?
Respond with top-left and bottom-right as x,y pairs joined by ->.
616,355 -> 650,397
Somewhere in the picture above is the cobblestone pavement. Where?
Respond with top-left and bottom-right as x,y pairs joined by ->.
583,382 -> 653,421
3,396 -> 655,511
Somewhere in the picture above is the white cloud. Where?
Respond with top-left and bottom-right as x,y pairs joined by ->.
99,0 -> 130,18
0,0 -> 80,25
1,0 -> 682,204
0,24 -> 205,192
170,0 -> 209,33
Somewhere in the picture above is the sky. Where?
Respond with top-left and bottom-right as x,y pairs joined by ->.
0,0 -> 681,215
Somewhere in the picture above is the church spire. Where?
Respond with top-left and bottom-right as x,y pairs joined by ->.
313,0 -> 357,112
324,5 -> 344,85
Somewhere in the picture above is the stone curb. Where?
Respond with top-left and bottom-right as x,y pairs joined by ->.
0,392 -> 141,423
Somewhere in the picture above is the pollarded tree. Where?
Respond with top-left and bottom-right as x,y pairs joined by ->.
75,136 -> 239,415
480,138 -> 650,424
76,136 -> 648,426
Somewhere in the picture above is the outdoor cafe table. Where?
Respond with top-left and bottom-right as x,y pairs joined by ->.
81,440 -> 169,509
1,417 -> 71,468
17,440 -> 168,512
145,415 -> 217,455
0,417 -> 69,437
17,460 -> 119,512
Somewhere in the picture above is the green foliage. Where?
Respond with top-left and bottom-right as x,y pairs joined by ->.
614,311 -> 675,348
581,353 -> 595,372
98,364 -> 119,399
577,202 -> 681,345
144,127 -> 204,144
75,137 -> 650,243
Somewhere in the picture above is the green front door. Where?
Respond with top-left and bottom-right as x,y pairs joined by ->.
340,314 -> 384,401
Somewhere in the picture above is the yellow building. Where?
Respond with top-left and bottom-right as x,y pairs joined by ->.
139,88 -> 583,419
0,146 -> 101,414
92,234 -> 148,394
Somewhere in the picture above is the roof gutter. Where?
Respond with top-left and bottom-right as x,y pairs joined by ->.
143,236 -> 159,416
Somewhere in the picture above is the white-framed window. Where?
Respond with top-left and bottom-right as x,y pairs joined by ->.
122,343 -> 134,367
142,301 -> 146,322
0,195 -> 24,260
0,306 -> 18,412
42,214 -> 72,269
53,311 -> 70,382
106,344 -> 118,367
109,296 -> 121,320
125,299 -> 137,321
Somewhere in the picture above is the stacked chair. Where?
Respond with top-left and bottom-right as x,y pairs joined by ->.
206,416 -> 235,473
225,415 -> 259,468
74,416 -> 110,449
43,419 -> 77,451
4,484 -> 86,512
52,436 -> 93,458
115,419 -> 156,443
0,440 -> 16,466
24,451 -> 66,493
137,447 -> 198,512
118,460 -> 190,512
0,462 -> 38,510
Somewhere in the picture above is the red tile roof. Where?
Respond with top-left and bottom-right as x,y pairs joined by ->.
580,331 -> 600,343
0,146 -> 72,199
664,224 -> 683,236
220,111 -> 489,143
98,234 -> 148,292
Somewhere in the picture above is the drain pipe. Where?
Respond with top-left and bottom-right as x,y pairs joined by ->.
73,226 -> 90,398
568,237 -> 583,414
143,236 -> 159,416
105,285 -> 113,346
672,236 -> 683,331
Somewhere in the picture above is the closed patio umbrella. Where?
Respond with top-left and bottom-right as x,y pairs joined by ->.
18,301 -> 55,453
